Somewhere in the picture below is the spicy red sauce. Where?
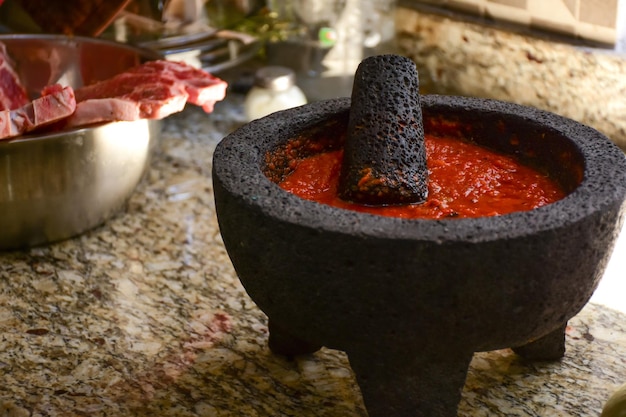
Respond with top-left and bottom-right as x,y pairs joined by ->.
278,135 -> 565,219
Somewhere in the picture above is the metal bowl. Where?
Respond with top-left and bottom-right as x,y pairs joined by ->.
0,34 -> 162,250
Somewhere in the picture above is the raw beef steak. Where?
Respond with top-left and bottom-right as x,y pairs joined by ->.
0,84 -> 76,139
69,60 -> 228,127
0,42 -> 29,111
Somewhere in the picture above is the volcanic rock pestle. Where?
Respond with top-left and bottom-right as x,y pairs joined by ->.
339,54 -> 428,205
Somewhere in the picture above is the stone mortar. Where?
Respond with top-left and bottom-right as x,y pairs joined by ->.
212,95 -> 626,417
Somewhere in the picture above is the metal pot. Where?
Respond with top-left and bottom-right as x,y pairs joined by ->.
0,34 -> 162,250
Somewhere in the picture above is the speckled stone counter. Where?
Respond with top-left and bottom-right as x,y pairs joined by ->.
1,97 -> 625,417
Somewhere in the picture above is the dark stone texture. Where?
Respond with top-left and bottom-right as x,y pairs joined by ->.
212,95 -> 626,417
512,323 -> 567,360
339,54 -> 428,205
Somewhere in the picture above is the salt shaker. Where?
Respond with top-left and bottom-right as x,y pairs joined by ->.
244,66 -> 307,122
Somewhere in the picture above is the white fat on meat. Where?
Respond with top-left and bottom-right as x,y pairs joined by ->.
0,58 -> 227,139
0,84 -> 76,139
67,60 -> 227,127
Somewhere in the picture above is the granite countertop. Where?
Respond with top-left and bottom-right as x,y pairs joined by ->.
1,94 -> 625,417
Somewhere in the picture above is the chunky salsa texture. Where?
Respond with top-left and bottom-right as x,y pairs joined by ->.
278,134 -> 565,219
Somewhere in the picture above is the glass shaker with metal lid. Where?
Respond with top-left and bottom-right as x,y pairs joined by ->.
244,66 -> 308,122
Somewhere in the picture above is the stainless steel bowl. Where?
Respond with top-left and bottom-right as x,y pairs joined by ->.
0,34 -> 162,250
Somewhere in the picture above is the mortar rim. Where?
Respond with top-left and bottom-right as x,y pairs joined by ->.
213,95 -> 626,243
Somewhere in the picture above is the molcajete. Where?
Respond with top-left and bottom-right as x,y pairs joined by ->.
212,96 -> 626,417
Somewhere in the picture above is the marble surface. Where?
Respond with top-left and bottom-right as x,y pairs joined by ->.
1,98 -> 626,417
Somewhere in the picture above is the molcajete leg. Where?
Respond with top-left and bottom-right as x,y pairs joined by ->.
347,348 -> 474,417
512,323 -> 567,360
267,318 -> 322,356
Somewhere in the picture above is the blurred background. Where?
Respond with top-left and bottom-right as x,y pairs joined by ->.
0,0 -> 624,150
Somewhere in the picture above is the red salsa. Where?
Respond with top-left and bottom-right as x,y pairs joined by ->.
278,135 -> 565,219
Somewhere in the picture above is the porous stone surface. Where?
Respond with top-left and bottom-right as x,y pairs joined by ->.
214,95 -> 626,354
213,95 -> 626,417
339,54 -> 428,205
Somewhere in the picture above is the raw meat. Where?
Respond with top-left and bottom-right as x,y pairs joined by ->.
0,54 -> 227,139
68,60 -> 227,127
127,61 -> 228,113
0,84 -> 76,139
0,42 -> 29,111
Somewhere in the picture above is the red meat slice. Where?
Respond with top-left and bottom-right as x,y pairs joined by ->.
126,60 -> 228,113
0,84 -> 76,140
68,60 -> 227,127
0,42 -> 29,111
